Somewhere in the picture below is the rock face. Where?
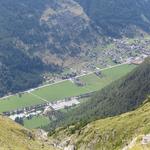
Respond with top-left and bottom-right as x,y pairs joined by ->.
142,134 -> 150,145
35,129 -> 48,141
64,145 -> 76,150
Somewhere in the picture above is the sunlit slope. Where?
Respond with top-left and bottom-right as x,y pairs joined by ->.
50,97 -> 150,150
0,115 -> 56,150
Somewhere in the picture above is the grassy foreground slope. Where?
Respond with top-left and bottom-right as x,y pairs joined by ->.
0,115 -> 56,150
49,97 -> 150,150
48,58 -> 150,129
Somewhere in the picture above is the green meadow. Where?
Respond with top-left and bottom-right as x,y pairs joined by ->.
0,93 -> 43,113
0,64 -> 136,113
23,115 -> 50,129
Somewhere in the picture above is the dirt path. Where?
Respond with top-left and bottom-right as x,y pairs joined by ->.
122,137 -> 138,150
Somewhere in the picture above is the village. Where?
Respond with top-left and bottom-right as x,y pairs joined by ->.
42,36 -> 150,86
0,35 -> 149,124
1,53 -> 148,124
86,37 -> 150,69
5,92 -> 93,123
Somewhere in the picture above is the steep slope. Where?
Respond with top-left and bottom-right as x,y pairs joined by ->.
75,0 -> 150,37
49,97 -> 150,150
1,0 -> 150,97
0,0 -> 101,96
0,115 -> 57,150
0,0 -> 101,57
0,43 -> 61,97
47,58 -> 150,129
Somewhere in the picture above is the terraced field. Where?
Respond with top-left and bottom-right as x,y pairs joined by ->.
0,64 -> 137,113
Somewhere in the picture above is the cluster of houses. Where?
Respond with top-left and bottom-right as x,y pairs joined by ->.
61,72 -> 77,80
41,36 -> 150,87
126,54 -> 148,65
4,92 -> 94,121
88,37 -> 150,69
71,78 -> 86,87
2,36 -> 150,123
3,103 -> 48,120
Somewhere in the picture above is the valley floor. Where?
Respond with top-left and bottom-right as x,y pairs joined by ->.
0,63 -> 137,129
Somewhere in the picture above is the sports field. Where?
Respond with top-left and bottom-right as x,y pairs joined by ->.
0,64 -> 136,113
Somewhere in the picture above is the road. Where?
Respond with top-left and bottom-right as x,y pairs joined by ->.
0,62 -> 128,100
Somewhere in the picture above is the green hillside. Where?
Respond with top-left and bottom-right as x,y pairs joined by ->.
49,97 -> 150,150
47,58 -> 150,130
0,115 -> 57,150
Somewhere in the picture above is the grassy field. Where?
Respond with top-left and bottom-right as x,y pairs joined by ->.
0,64 -> 137,113
32,64 -> 136,100
23,115 -> 50,129
0,93 -> 44,113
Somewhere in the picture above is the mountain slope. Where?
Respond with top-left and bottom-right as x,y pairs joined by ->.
1,0 -> 150,97
48,58 -> 150,129
0,0 -> 101,57
49,97 -> 150,150
0,0 -> 101,96
75,0 -> 150,37
0,115 -> 57,150
0,43 -> 60,97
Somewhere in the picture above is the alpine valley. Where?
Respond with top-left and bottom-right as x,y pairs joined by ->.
0,0 -> 150,150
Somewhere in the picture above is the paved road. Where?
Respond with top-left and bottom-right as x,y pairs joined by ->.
0,62 -> 128,100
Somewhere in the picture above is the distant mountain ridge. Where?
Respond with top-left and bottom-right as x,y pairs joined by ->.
75,0 -> 150,37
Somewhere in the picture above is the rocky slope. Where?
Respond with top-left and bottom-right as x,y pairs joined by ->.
49,97 -> 150,150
